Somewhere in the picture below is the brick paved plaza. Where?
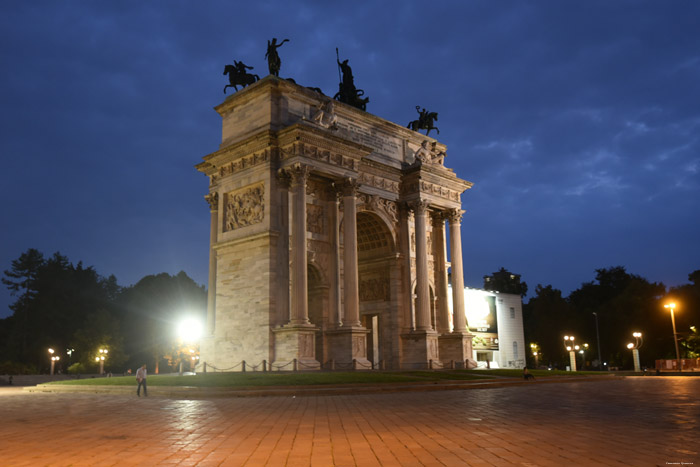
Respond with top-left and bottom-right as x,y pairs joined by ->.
0,377 -> 698,466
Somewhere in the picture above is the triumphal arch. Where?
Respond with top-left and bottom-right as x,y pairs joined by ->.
197,76 -> 474,370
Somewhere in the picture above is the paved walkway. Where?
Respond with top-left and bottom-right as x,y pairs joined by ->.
0,377 -> 698,466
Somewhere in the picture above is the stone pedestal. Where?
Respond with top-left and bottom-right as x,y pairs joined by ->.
400,330 -> 440,369
438,332 -> 476,368
272,325 -> 320,370
326,327 -> 372,369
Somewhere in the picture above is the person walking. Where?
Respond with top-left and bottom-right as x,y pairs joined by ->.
136,364 -> 148,397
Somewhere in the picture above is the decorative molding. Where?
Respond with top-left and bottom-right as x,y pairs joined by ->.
204,192 -> 219,211
223,183 -> 265,232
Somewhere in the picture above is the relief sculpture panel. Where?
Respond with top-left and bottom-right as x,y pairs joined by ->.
223,183 -> 265,232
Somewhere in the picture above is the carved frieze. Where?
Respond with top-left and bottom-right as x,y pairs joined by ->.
307,204 -> 324,234
223,183 -> 264,232
359,278 -> 390,302
401,180 -> 460,202
280,142 -> 359,172
217,150 -> 270,178
358,172 -> 400,193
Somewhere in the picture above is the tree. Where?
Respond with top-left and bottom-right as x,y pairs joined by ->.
523,284 -> 571,367
117,271 -> 206,373
483,267 -> 528,297
2,249 -> 121,371
2,248 -> 45,361
568,266 -> 666,369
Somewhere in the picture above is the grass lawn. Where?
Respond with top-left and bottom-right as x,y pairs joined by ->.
45,368 -> 602,388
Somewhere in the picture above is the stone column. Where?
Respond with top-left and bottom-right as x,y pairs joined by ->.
341,179 -> 361,328
412,200 -> 432,331
328,185 -> 342,328
448,209 -> 468,332
432,211 -> 450,334
204,192 -> 218,336
289,163 -> 310,326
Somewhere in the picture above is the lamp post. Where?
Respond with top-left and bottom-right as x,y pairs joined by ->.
48,348 -> 59,375
592,312 -> 603,370
95,348 -> 108,375
530,343 -> 540,368
664,303 -> 681,371
564,336 -> 578,371
626,332 -> 643,372
579,343 -> 589,370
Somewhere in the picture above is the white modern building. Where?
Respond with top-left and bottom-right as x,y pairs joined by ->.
448,286 -> 526,369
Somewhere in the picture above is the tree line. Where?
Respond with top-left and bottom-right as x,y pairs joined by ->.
1,248 -> 206,375
490,266 -> 700,369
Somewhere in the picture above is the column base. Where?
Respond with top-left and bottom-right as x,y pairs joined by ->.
438,332 -> 477,369
400,330 -> 440,369
271,324 -> 320,371
325,326 -> 371,369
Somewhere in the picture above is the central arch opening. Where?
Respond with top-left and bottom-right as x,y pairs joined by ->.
356,211 -> 395,367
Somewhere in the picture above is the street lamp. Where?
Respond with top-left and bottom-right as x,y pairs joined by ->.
530,343 -> 540,368
592,312 -> 603,370
664,303 -> 682,371
626,332 -> 643,372
564,335 -> 578,371
579,343 -> 589,370
95,348 -> 108,375
48,348 -> 59,375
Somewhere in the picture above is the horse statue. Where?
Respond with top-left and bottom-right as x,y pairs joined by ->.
223,63 -> 260,94
407,106 -> 439,136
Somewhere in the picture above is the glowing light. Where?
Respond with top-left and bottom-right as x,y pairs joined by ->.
177,318 -> 204,342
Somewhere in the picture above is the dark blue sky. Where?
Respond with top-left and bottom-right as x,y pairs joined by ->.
2,1 -> 698,318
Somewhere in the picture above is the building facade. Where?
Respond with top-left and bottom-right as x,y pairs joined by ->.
196,76 -> 475,370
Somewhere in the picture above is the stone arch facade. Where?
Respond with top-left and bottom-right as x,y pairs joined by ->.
197,76 -> 475,369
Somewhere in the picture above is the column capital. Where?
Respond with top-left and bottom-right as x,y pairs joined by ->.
276,168 -> 292,189
204,192 -> 219,211
430,210 -> 447,225
287,163 -> 310,188
339,178 -> 361,197
409,199 -> 430,216
446,208 -> 465,223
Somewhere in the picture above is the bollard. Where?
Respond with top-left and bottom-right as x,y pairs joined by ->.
329,359 -> 335,371
242,360 -> 246,372
450,360 -> 455,370
429,359 -> 433,370
293,358 -> 298,371
203,362 -> 207,373
263,360 -> 267,372
179,361 -> 183,376
353,359 -> 357,370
